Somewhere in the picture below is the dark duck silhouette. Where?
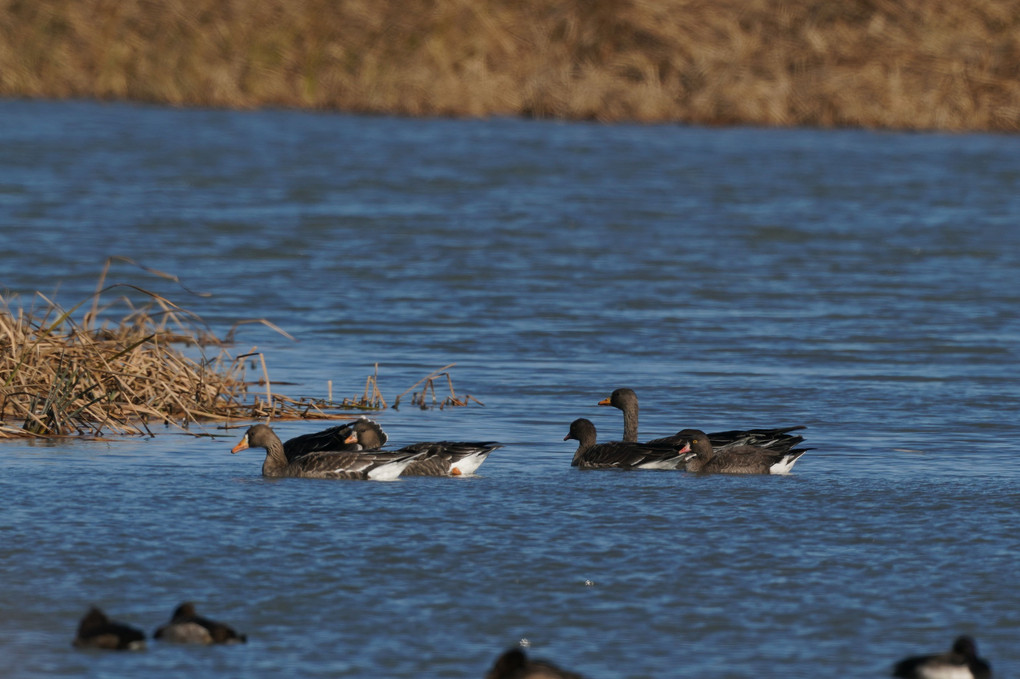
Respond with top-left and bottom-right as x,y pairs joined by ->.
231,423 -> 423,480
679,428 -> 808,474
72,607 -> 146,651
563,418 -> 688,470
154,602 -> 246,644
486,647 -> 586,679
597,387 -> 805,451
281,417 -> 388,461
892,636 -> 991,679
345,417 -> 501,476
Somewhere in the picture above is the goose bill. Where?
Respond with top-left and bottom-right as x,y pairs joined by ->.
230,435 -> 250,454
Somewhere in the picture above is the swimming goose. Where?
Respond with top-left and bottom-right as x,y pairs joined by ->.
597,387 -> 806,451
72,607 -> 146,651
486,647 -> 586,679
230,424 -> 423,480
154,602 -> 247,645
679,428 -> 807,474
892,636 -> 991,679
563,418 -> 688,470
282,417 -> 388,462
347,418 -> 502,476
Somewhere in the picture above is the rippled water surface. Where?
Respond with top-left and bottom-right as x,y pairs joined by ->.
1,100 -> 1019,678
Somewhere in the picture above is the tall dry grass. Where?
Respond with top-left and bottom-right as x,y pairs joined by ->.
1,294 -> 236,438
0,260 -> 346,439
1,0 -> 1018,130
0,260 -> 483,439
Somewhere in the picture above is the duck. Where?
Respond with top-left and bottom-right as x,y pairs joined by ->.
892,636 -> 992,679
153,602 -> 247,645
282,417 -> 388,462
72,606 -> 146,651
678,428 -> 808,474
486,647 -> 586,679
230,423 -> 423,480
346,417 -> 502,476
563,418 -> 688,470
597,387 -> 806,451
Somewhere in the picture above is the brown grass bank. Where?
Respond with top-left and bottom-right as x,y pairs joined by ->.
1,0 -> 1018,131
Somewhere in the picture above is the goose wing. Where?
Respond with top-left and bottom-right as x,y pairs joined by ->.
396,441 -> 503,476
708,426 -> 806,451
646,427 -> 804,452
581,441 -> 684,470
290,449 -> 423,479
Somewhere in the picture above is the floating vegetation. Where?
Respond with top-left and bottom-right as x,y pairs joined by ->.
393,363 -> 484,410
1,261 -> 483,440
344,363 -> 388,411
287,362 -> 482,414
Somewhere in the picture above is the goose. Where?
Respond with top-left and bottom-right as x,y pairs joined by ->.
230,424 -> 423,480
72,607 -> 146,651
346,418 -> 501,476
563,418 -> 688,470
486,648 -> 586,679
282,417 -> 387,461
597,387 -> 805,451
154,602 -> 247,645
892,636 -> 992,679
678,428 -> 807,474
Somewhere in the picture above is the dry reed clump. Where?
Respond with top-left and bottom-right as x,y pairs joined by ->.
0,285 -> 314,439
0,262 -> 483,440
0,255 -> 352,439
1,0 -> 1019,131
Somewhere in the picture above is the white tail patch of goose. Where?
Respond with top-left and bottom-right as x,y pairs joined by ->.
367,460 -> 413,481
769,455 -> 800,475
450,452 -> 487,476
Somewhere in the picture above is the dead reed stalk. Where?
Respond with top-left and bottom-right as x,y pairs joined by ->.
393,363 -> 484,410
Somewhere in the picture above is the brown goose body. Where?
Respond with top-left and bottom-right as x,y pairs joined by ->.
348,420 -> 502,476
892,636 -> 991,679
598,388 -> 806,452
72,607 -> 146,651
679,428 -> 808,474
564,418 -> 687,470
154,602 -> 246,645
231,424 -> 423,480
486,648 -> 587,679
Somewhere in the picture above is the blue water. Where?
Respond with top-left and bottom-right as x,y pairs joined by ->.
1,99 -> 1018,678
